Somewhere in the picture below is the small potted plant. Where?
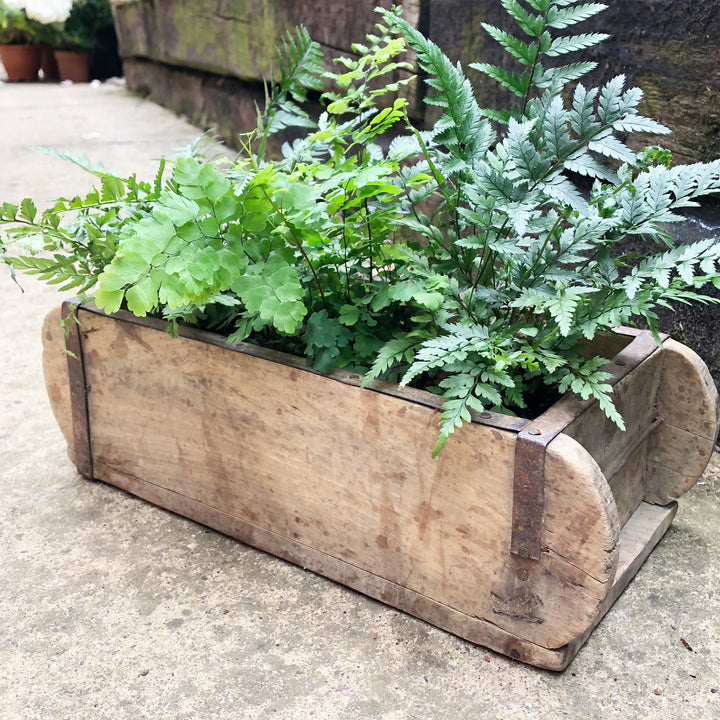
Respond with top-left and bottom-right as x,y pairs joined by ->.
1,2 -> 719,668
0,0 -> 40,81
52,0 -> 112,81
22,0 -> 73,80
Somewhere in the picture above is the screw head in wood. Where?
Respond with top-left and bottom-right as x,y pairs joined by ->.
528,429 -> 541,436
516,568 -> 529,581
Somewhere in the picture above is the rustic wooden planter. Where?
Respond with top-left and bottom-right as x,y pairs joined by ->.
42,301 -> 720,670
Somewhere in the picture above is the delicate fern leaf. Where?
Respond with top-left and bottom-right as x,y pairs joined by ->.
595,390 -> 626,430
384,11 -> 495,168
257,25 -> 324,152
546,293 -> 579,336
499,0 -> 545,38
545,32 -> 610,57
231,256 -> 307,335
19,198 -> 37,223
645,166 -> 675,215
619,187 -> 651,229
544,174 -> 589,212
612,114 -> 670,135
546,3 -> 607,30
432,372 -> 483,457
506,118 -> 550,180
30,147 -> 108,178
480,107 -> 513,124
588,132 -> 636,165
569,84 -> 600,141
526,0 -> 551,11
481,23 -> 537,65
542,95 -> 573,159
277,25 -> 325,98
597,75 -> 626,124
362,336 -> 421,385
153,158 -> 167,195
470,62 -> 528,98
564,152 -> 618,182
400,334 -> 474,386
477,163 -> 522,201
537,61 -> 597,88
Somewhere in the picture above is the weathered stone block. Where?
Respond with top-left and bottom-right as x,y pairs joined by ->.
113,0 -> 419,82
427,0 -> 720,163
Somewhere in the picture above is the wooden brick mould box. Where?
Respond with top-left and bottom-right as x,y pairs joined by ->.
42,301 -> 720,670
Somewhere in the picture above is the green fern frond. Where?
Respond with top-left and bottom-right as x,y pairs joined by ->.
470,62 -> 529,98
545,32 -> 610,56
256,26 -> 324,158
546,2 -> 607,30
481,24 -> 537,65
499,0 -> 546,38
382,9 -> 495,172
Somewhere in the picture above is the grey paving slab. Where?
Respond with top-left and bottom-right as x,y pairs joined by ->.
1,82 -> 719,720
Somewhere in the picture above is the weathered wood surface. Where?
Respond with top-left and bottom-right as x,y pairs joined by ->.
113,0 -> 419,83
564,338 -> 665,527
114,0 -> 421,145
426,0 -> 720,163
647,338 -> 720,504
41,304 -> 717,667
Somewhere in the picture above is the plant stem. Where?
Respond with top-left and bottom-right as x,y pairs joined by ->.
261,188 -> 328,309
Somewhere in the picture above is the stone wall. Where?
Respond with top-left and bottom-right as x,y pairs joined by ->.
429,0 -> 720,163
112,0 -> 421,147
112,0 -> 720,162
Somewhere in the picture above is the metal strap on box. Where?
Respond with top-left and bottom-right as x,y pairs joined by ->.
511,330 -> 664,561
61,300 -> 93,479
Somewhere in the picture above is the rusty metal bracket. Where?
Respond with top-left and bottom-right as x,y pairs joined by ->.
61,300 -> 93,479
510,328 -> 664,561
511,423 -> 565,560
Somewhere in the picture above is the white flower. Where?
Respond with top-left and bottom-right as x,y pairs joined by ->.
24,0 -> 73,24
4,0 -> 28,11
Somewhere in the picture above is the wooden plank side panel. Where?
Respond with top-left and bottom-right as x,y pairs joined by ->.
85,464 -> 574,670
41,307 -> 75,462
79,309 -> 520,624
43,306 -> 619,652
563,349 -> 664,526
647,338 -> 720,504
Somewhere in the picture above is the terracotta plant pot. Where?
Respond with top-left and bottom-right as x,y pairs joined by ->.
39,44 -> 59,81
0,44 -> 41,82
54,49 -> 90,83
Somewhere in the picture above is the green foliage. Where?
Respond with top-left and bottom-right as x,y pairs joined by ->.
253,25 -> 326,161
3,1 -> 720,456
60,0 -> 114,51
0,2 -> 35,44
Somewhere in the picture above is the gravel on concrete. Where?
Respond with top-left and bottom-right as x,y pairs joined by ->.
1,81 -> 719,720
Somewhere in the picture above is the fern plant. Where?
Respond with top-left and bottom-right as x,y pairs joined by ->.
2,3 -> 720,456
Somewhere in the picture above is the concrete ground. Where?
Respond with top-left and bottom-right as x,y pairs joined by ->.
1,81 -> 719,720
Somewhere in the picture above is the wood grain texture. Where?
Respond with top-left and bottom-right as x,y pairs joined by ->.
555,501 -> 677,670
41,306 -> 621,652
40,306 -> 712,666
41,307 -> 74,464
113,0 -> 418,82
646,338 -> 720,504
564,347 -> 664,526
